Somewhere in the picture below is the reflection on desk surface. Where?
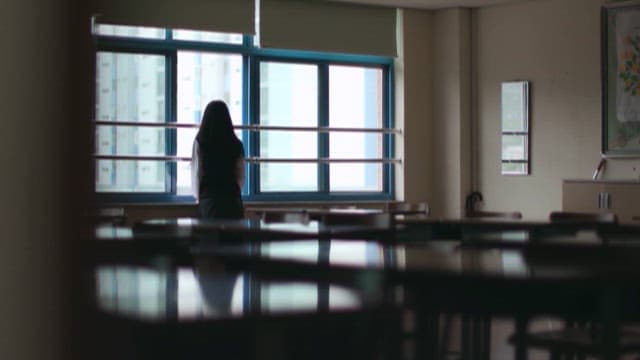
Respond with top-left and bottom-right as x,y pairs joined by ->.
138,217 -> 392,235
96,265 -> 364,322
95,225 -> 134,240
202,238 -> 640,283
141,218 -> 320,232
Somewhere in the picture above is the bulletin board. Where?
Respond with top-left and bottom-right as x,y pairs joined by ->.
602,1 -> 640,156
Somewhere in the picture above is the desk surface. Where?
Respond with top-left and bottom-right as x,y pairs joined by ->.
94,262 -> 394,360
193,238 -> 640,319
91,219 -> 640,360
135,217 -> 394,242
96,265 -> 376,322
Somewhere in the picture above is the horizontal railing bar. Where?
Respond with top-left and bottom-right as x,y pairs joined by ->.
94,121 -> 196,128
501,131 -> 528,135
93,121 -> 400,134
94,155 -> 192,162
246,158 -> 401,164
93,154 -> 401,164
242,125 -> 399,134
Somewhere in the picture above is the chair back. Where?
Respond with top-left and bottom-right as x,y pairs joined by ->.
465,210 -> 522,220
244,208 -> 310,223
549,211 -> 617,224
262,210 -> 310,224
319,212 -> 393,229
386,202 -> 430,216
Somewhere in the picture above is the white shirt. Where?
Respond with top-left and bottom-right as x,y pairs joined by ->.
191,140 -> 203,201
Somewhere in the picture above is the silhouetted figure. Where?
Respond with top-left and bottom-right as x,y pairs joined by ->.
464,191 -> 483,216
192,100 -> 245,219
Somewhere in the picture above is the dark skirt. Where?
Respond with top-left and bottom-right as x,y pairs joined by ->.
198,196 -> 244,220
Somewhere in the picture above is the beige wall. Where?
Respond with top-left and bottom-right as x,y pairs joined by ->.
397,8 -> 473,218
0,0 -> 92,359
472,0 -> 639,219
395,9 -> 433,204
431,8 -> 473,217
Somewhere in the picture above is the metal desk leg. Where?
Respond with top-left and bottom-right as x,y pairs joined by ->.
513,316 -> 529,360
414,309 -> 439,360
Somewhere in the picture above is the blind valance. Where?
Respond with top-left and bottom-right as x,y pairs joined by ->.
260,0 -> 397,57
92,0 -> 255,35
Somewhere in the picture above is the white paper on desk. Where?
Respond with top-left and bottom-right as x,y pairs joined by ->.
616,9 -> 640,122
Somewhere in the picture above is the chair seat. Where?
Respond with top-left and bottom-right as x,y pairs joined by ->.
509,326 -> 640,356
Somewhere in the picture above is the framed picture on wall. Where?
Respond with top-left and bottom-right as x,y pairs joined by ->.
602,1 -> 640,156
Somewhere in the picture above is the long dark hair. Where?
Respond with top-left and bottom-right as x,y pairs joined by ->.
195,100 -> 243,193
196,100 -> 239,149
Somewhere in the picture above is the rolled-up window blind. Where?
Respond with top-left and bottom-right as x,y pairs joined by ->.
92,0 -> 255,34
260,0 -> 397,57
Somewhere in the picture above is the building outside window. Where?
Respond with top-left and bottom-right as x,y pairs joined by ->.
93,24 -> 396,203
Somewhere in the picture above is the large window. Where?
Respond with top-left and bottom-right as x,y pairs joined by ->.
93,24 -> 395,202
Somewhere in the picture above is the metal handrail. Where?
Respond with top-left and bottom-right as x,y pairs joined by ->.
93,154 -> 401,164
93,120 -> 401,134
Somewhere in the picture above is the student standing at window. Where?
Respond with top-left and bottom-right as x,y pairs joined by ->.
191,100 -> 245,219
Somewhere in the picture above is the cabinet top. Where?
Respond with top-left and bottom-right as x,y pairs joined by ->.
564,179 -> 640,184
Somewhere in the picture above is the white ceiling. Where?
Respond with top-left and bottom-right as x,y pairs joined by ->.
328,0 -> 536,10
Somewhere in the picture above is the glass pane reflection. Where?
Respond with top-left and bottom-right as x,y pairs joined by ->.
96,265 -> 363,321
261,241 -> 319,263
96,266 -> 166,319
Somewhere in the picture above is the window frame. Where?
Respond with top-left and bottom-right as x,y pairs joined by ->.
93,27 -> 396,204
500,80 -> 531,176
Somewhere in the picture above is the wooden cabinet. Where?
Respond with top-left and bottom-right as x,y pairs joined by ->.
563,180 -> 640,224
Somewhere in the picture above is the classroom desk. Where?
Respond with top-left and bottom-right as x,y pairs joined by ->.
135,217 -> 394,242
396,216 -> 640,243
93,263 -> 396,360
247,206 -> 383,217
94,219 -> 640,359
193,238 -> 640,360
93,224 -> 195,266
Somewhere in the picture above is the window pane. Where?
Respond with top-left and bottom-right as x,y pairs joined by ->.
176,51 -> 243,196
502,135 -> 528,161
94,24 -> 166,39
96,160 -> 166,193
330,133 -> 382,159
175,128 -> 207,196
177,52 -> 242,126
96,52 -> 166,122
176,158 -> 194,197
96,125 -> 166,157
329,65 -> 383,129
502,162 -> 528,175
501,82 -> 527,132
176,128 -> 198,158
173,29 -> 243,44
260,62 -> 318,127
260,163 -> 317,192
260,131 -> 317,159
330,163 -> 382,192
